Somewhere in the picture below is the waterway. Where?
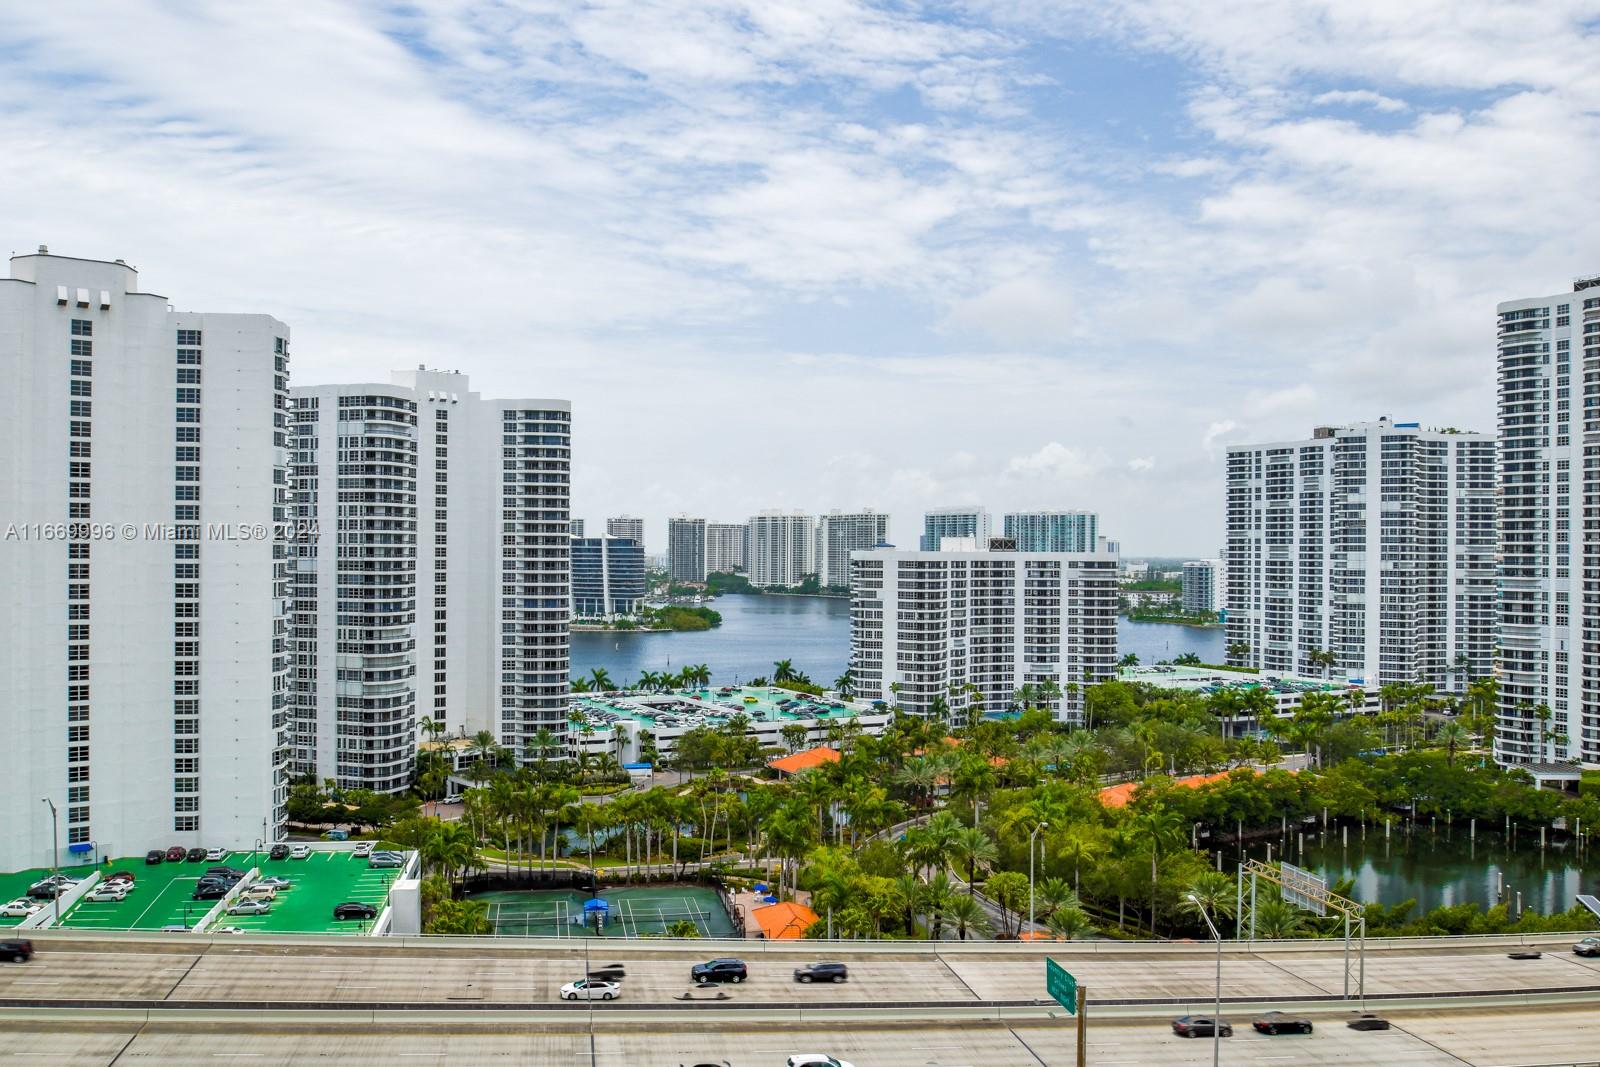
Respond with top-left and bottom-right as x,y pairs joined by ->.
1238,825 -> 1598,914
570,594 -> 1227,688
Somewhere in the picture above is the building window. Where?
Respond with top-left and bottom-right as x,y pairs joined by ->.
70,359 -> 91,377
70,319 -> 92,337
70,339 -> 92,356
176,329 -> 202,346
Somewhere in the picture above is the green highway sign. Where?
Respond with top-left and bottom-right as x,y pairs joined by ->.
1046,957 -> 1077,1014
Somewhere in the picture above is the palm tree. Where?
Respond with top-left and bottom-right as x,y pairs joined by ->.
950,826 -> 998,896
1119,653 -> 1139,668
832,669 -> 854,699
1226,641 -> 1250,663
589,667 -> 614,693
570,677 -> 593,694
940,892 -> 989,941
1434,721 -> 1470,766
773,659 -> 798,683
1252,899 -> 1308,939
1045,905 -> 1095,941
1181,870 -> 1238,934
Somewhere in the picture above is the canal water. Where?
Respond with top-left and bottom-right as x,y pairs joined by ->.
570,593 -> 1226,689
1239,825 -> 1599,914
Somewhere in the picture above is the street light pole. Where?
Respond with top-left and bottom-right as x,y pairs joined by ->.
40,798 -> 60,925
1188,894 -> 1222,1067
1028,821 -> 1048,937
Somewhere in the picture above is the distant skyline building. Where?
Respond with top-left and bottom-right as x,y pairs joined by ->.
1003,510 -> 1098,553
815,510 -> 889,588
706,522 -> 749,575
1495,276 -> 1600,767
920,506 -> 991,551
667,516 -> 707,583
606,514 -> 644,546
0,249 -> 291,869
570,518 -> 585,538
849,544 -> 1118,726
1181,559 -> 1221,614
1224,417 -> 1495,693
749,510 -> 815,587
571,536 -> 646,616
289,368 -> 571,792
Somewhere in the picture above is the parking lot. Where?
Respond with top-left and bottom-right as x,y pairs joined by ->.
0,863 -> 96,928
212,850 -> 399,935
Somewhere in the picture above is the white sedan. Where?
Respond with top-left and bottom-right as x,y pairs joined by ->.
85,886 -> 129,903
787,1057 -> 856,1067
289,846 -> 311,860
257,877 -> 292,890
226,899 -> 270,915
559,979 -> 620,1001
0,899 -> 39,918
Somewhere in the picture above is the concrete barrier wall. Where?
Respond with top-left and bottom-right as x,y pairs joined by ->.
192,867 -> 259,933
19,871 -> 101,930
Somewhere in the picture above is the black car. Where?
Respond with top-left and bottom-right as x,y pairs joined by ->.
192,885 -> 227,901
587,965 -> 627,983
1172,1016 -> 1232,1038
145,849 -> 164,865
794,962 -> 848,984
691,958 -> 747,984
206,866 -> 245,878
1347,1013 -> 1391,1031
1507,950 -> 1542,960
0,940 -> 33,963
333,902 -> 377,921
269,844 -> 290,861
186,848 -> 207,863
1253,1011 -> 1313,1035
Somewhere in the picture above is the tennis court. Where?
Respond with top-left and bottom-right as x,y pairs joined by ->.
471,884 -> 736,938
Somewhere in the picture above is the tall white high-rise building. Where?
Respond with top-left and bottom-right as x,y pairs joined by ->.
706,522 -> 749,575
606,515 -> 644,546
289,369 -> 571,789
1224,417 -> 1495,692
749,510 -> 815,587
920,506 -> 990,551
1496,277 -> 1600,766
849,545 -> 1117,725
1003,510 -> 1098,553
667,516 -> 707,583
1181,560 -> 1221,614
0,249 -> 291,869
814,510 -> 889,588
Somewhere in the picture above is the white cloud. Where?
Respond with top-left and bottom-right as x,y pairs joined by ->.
1312,89 -> 1408,113
1128,456 -> 1155,472
1003,442 -> 1112,481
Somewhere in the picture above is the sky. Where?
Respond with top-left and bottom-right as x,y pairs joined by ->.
3,2 -> 1598,555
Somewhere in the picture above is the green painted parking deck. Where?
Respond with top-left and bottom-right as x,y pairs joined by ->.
55,851 -> 273,932
0,862 -> 97,928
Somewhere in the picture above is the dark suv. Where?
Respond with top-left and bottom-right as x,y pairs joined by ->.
794,962 -> 848,984
692,958 -> 747,984
268,844 -> 290,861
0,940 -> 33,963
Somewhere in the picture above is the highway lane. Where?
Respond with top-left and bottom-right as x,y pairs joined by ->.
5,1004 -> 1600,1066
3,937 -> 1599,1007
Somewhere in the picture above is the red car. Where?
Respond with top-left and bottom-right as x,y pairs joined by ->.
105,871 -> 136,886
164,845 -> 186,862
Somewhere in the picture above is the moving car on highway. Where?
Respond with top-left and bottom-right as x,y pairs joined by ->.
691,958 -> 747,984
560,979 -> 620,1001
786,1056 -> 855,1067
1347,1013 -> 1391,1031
1172,1015 -> 1232,1038
794,962 -> 848,984
0,940 -> 34,963
1573,936 -> 1600,958
1253,1011 -> 1312,1035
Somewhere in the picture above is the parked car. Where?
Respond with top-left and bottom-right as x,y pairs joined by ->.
290,845 -> 310,860
240,887 -> 276,902
205,848 -> 226,862
192,885 -> 227,901
159,924 -> 190,933
85,885 -> 129,903
0,941 -> 34,963
257,877 -> 292,890
268,845 -> 290,861
0,900 -> 40,918
333,902 -> 377,920
1172,1016 -> 1233,1038
786,1056 -> 855,1067
793,962 -> 848,984
368,853 -> 403,869
226,899 -> 270,916
212,926 -> 247,935
104,871 -> 136,886
322,828 -> 349,841
691,958 -> 747,984
186,848 -> 207,863
26,877 -> 75,900
165,846 -> 186,862
1347,1013 -> 1391,1031
1253,1012 -> 1313,1035
560,978 -> 620,1001
1574,937 -> 1600,958
145,850 -> 165,865
353,841 -> 375,857
206,866 -> 245,878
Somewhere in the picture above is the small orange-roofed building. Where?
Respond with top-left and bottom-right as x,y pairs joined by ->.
752,900 -> 820,939
768,746 -> 840,777
1097,770 -> 1242,809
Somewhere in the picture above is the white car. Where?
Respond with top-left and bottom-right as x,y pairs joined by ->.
240,887 -> 276,902
212,926 -> 247,935
257,877 -> 292,890
226,899 -> 270,916
205,848 -> 226,862
290,845 -> 310,860
0,899 -> 40,918
559,979 -> 620,1001
787,1057 -> 856,1067
85,886 -> 129,903
353,841 -> 375,857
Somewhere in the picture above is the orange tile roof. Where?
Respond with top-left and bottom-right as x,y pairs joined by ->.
1097,770 -> 1239,809
752,900 -> 819,940
768,746 -> 841,775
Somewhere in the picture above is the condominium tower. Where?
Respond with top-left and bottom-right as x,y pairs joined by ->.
606,515 -> 644,546
0,249 -> 291,869
920,506 -> 990,551
569,519 -> 585,538
667,516 -> 707,583
706,522 -> 749,575
1495,277 -> 1600,766
288,368 -> 571,790
1182,559 -> 1221,614
571,536 -> 646,616
814,510 -> 889,588
849,544 -> 1118,725
749,511 -> 815,587
1003,510 -> 1098,553
1223,417 -> 1495,692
